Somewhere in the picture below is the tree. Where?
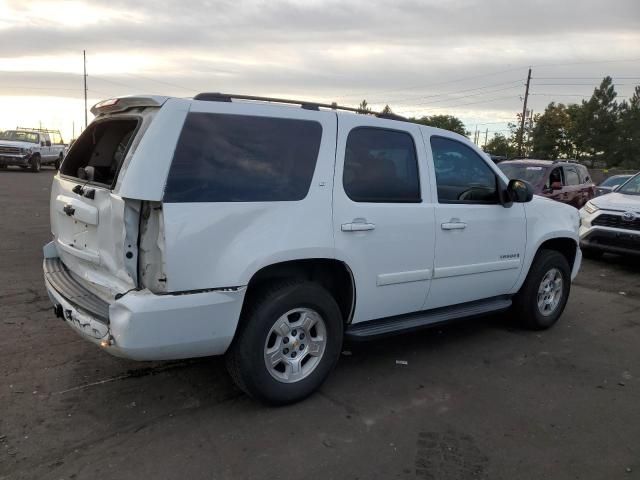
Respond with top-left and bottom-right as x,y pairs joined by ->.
357,99 -> 372,114
508,111 -> 538,158
409,114 -> 469,136
577,76 -> 620,166
381,104 -> 393,115
531,102 -> 574,159
616,85 -> 640,169
484,133 -> 515,158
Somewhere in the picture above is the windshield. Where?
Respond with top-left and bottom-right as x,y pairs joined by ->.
0,130 -> 39,143
617,174 -> 640,195
600,175 -> 630,187
498,163 -> 547,185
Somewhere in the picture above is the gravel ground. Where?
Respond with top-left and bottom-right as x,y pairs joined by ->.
1,169 -> 639,480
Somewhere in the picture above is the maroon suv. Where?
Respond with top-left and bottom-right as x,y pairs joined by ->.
498,159 -> 595,208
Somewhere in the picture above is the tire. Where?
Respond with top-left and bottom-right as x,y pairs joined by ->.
29,155 -> 41,173
582,247 -> 603,260
512,249 -> 571,330
0,164 -> 6,170
226,281 -> 343,405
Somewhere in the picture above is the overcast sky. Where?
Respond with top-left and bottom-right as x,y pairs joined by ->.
1,0 -> 639,141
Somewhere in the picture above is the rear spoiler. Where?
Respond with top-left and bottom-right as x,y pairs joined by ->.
91,96 -> 169,116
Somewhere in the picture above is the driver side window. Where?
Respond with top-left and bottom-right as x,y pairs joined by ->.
430,136 -> 498,204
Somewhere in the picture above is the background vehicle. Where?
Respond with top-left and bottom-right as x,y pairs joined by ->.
498,159 -> 595,208
595,174 -> 634,196
0,127 -> 66,172
43,94 -> 582,405
580,172 -> 640,258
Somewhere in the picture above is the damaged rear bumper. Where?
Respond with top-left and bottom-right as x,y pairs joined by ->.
43,242 -> 246,361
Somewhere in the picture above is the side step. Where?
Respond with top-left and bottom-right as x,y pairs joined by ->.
345,296 -> 512,341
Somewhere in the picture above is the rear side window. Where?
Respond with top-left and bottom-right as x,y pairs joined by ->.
61,119 -> 138,187
164,113 -> 322,202
343,127 -> 421,203
564,167 -> 580,185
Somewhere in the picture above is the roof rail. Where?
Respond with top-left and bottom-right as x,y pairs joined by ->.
552,159 -> 580,164
192,92 -> 409,122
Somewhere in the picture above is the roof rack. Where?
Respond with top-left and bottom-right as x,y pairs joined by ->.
15,126 -> 62,135
192,93 -> 409,122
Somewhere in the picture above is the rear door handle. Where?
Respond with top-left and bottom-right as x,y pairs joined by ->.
342,221 -> 376,232
441,221 -> 467,230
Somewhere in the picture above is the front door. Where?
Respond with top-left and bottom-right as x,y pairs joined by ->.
333,116 -> 435,323
424,135 -> 526,310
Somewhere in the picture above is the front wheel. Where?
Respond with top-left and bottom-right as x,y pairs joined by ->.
29,155 -> 41,172
226,281 -> 343,405
512,249 -> 571,330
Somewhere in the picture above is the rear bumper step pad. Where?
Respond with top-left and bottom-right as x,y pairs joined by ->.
43,258 -> 110,323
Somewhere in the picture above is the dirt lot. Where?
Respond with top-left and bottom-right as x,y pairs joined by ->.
1,169 -> 639,480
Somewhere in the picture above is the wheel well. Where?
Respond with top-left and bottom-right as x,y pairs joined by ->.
245,259 -> 355,324
538,237 -> 578,270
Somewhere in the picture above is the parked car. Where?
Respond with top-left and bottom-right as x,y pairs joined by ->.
595,174 -> 634,197
579,172 -> 640,258
0,128 -> 66,171
498,159 -> 595,208
43,94 -> 582,404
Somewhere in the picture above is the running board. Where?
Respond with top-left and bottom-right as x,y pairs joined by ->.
345,296 -> 512,341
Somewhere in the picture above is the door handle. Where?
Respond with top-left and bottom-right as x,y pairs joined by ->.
342,221 -> 376,232
441,221 -> 467,230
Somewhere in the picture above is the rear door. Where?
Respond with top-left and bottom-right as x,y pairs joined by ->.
51,115 -> 151,296
333,116 -> 435,323
424,134 -> 526,309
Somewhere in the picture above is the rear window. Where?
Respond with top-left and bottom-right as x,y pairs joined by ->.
61,119 -> 138,187
164,113 -> 323,202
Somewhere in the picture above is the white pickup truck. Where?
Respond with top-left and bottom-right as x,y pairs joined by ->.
0,128 -> 66,172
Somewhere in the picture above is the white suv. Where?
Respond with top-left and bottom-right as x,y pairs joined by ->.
579,172 -> 640,258
43,94 -> 582,404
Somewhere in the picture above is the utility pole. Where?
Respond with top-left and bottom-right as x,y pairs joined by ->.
473,125 -> 478,145
484,128 -> 488,149
518,67 -> 532,157
72,121 -> 75,140
83,50 -> 88,130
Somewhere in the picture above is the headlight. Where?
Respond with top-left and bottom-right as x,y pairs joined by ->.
20,147 -> 32,154
583,201 -> 599,214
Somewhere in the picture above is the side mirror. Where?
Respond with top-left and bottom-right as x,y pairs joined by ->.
551,181 -> 562,191
612,184 -> 621,192
507,179 -> 534,203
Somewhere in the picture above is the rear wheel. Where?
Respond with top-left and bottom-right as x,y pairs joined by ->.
512,249 -> 571,330
226,281 -> 343,405
29,155 -> 41,173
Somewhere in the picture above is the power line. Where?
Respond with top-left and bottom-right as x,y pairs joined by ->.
364,79 -> 524,105
121,72 -> 196,93
336,65 -> 528,100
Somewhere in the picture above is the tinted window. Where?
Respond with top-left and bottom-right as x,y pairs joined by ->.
343,127 -> 420,203
430,136 -> 498,203
546,167 -> 564,189
165,113 -> 322,202
564,167 -> 580,186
